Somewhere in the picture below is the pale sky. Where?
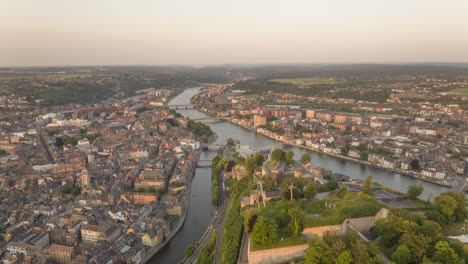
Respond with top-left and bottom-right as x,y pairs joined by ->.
1,0 -> 468,66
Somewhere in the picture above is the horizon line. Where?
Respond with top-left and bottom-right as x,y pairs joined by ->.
2,61 -> 468,69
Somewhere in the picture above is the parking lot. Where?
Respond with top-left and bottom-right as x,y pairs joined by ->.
344,183 -> 418,208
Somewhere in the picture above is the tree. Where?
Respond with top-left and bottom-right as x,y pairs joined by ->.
147,187 -> 156,193
360,150 -> 369,161
251,216 -> 278,246
399,232 -> 431,263
185,245 -> 195,256
440,192 -> 466,222
374,217 -> 403,247
55,137 -> 64,148
271,149 -> 286,162
449,239 -> 466,261
216,158 -> 230,170
246,214 -> 258,233
349,239 -> 371,264
341,145 -> 350,156
304,238 -> 331,264
425,210 -> 447,225
245,157 -> 258,173
431,241 -> 464,264
212,155 -> 222,168
226,138 -> 235,146
304,182 -> 316,199
336,186 -> 348,198
253,153 -> 265,167
262,176 -> 277,191
288,206 -> 306,236
137,187 -> 146,193
280,177 -> 304,200
301,153 -> 311,164
410,159 -> 420,170
392,244 -> 412,264
435,194 -> 457,218
286,151 -> 294,164
235,156 -> 246,165
363,175 -> 373,195
336,250 -> 353,264
156,188 -> 165,196
407,184 -> 423,200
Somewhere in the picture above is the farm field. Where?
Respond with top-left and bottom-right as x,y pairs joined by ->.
445,87 -> 468,96
269,77 -> 338,85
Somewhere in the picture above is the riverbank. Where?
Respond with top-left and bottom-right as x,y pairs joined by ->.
142,150 -> 199,263
196,107 -> 454,189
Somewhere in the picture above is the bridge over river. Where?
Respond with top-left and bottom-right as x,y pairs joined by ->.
151,86 -> 450,264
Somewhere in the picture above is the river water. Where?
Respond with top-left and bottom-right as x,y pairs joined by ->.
151,86 -> 448,263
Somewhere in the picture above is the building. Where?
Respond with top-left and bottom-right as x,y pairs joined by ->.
81,224 -> 106,243
48,244 -> 75,263
334,114 -> 349,123
141,226 -> 164,247
124,193 -> 158,205
81,168 -> 89,187
306,109 -> 315,119
316,112 -> 333,122
253,115 -> 267,127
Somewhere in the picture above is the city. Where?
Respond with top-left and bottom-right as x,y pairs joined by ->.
1,1 -> 468,264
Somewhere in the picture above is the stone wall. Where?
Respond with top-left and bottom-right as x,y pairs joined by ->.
302,208 -> 389,238
303,224 -> 342,238
245,208 -> 389,264
247,240 -> 308,264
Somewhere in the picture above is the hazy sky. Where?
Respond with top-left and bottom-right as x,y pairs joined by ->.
1,0 -> 468,66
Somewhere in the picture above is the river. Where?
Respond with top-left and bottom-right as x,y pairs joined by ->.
151,86 -> 449,263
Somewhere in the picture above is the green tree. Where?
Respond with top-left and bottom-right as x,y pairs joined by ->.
304,238 -> 331,264
301,153 -> 311,164
216,158 -> 230,170
304,182 -> 317,199
251,216 -> 278,246
286,151 -> 294,164
226,138 -> 235,146
253,153 -> 265,166
399,232 -> 431,263
341,145 -> 350,156
425,210 -> 447,225
244,214 -> 258,233
431,241 -> 464,264
349,239 -> 371,264
363,175 -> 373,195
440,192 -> 467,222
262,176 -> 277,191
156,188 -> 165,196
147,187 -> 156,193
288,206 -> 306,236
392,244 -> 412,264
407,184 -> 424,200
336,250 -> 353,264
336,186 -> 348,198
137,187 -> 146,193
374,216 -> 403,247
360,150 -> 369,161
450,239 -> 466,262
212,155 -> 222,168
245,157 -> 258,173
236,156 -> 246,165
185,245 -> 195,256
280,177 -> 304,200
271,149 -> 286,162
435,194 -> 458,218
